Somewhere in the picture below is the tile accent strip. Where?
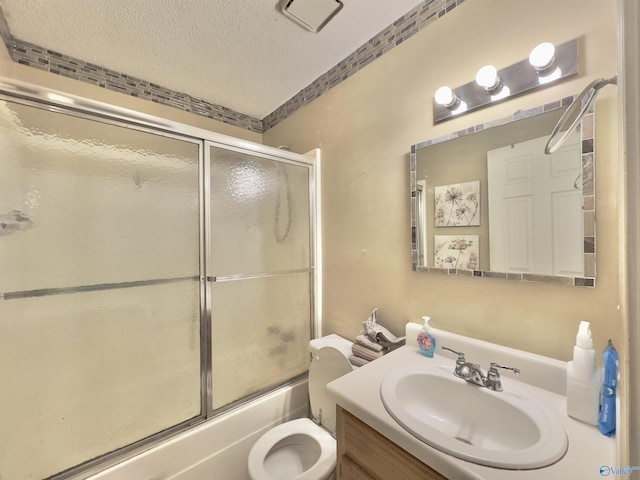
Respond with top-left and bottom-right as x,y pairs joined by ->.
262,0 -> 464,131
1,30 -> 264,133
0,0 -> 463,133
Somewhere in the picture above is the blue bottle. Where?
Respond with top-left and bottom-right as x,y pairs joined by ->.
598,340 -> 618,436
417,316 -> 436,358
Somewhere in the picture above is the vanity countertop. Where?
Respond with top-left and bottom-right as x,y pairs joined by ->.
327,336 -> 616,480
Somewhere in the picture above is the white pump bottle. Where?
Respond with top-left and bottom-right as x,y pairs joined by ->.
566,321 -> 601,425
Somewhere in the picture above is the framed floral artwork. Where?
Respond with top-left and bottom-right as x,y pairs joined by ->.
434,235 -> 479,270
434,180 -> 480,227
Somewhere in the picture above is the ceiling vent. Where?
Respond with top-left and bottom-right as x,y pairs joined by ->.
280,0 -> 344,33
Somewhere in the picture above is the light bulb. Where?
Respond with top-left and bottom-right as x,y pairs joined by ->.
475,65 -> 500,91
451,100 -> 467,115
434,86 -> 458,108
490,85 -> 510,101
538,67 -> 562,84
529,42 -> 556,72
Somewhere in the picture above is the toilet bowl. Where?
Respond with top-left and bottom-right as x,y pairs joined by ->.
247,418 -> 336,480
247,334 -> 354,480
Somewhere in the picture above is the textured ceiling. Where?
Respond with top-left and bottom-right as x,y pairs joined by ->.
0,0 -> 424,119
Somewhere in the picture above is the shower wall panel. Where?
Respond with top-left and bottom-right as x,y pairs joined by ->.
209,145 -> 312,411
209,145 -> 311,277
210,273 -> 310,409
0,100 -> 200,292
0,282 -> 201,480
0,99 -> 202,479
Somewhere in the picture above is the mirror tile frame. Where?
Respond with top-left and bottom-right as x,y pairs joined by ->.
410,96 -> 596,287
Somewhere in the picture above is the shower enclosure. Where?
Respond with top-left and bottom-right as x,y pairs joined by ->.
0,81 -> 315,480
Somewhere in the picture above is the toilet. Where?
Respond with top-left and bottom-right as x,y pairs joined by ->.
248,334 -> 355,480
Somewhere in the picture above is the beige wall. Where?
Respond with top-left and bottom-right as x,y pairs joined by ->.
0,0 -> 620,361
0,42 -> 262,143
263,0 -> 620,361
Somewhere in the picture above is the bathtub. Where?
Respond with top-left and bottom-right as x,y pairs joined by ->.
89,381 -> 309,480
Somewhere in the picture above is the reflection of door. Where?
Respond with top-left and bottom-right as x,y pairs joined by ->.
416,181 -> 427,265
487,133 -> 583,276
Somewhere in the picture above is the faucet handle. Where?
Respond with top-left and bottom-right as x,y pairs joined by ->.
441,346 -> 465,363
485,363 -> 519,392
488,362 -> 520,376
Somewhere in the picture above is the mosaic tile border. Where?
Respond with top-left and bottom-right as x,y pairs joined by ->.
0,0 -> 463,133
409,96 -> 597,288
2,35 -> 264,133
262,0 -> 464,130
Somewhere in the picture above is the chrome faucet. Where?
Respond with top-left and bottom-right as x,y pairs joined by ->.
441,346 -> 520,392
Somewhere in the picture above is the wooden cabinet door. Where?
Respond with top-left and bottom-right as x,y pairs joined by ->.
336,406 -> 448,480
339,454 -> 376,480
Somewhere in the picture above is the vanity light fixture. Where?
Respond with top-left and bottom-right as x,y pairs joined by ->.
434,86 -> 467,115
529,42 -> 562,85
433,38 -> 579,123
475,65 -> 502,93
475,65 -> 510,101
529,42 -> 556,72
434,86 -> 457,108
490,85 -> 511,101
537,67 -> 563,85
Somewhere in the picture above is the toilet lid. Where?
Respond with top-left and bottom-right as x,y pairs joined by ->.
308,346 -> 353,434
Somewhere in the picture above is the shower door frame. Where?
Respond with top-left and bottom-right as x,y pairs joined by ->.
203,140 -> 317,417
0,77 -> 317,479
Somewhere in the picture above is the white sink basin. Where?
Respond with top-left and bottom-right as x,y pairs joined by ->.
380,363 -> 568,469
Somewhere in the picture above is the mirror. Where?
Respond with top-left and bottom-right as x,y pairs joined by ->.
410,96 -> 595,287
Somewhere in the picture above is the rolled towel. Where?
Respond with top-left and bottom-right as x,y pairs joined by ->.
355,334 -> 385,352
362,308 -> 403,344
351,343 -> 384,362
349,355 -> 369,367
378,336 -> 406,351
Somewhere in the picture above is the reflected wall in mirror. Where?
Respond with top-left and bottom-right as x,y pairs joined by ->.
410,96 -> 595,287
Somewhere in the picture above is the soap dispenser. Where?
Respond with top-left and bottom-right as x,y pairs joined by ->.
566,321 -> 601,425
417,316 -> 436,358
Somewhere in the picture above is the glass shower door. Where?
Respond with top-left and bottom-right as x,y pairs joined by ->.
0,99 -> 203,479
208,144 -> 313,411
0,89 -> 317,479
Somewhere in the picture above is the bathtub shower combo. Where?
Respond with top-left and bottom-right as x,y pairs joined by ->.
0,81 -> 316,479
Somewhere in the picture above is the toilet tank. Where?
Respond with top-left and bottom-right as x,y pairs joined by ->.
308,334 -> 354,434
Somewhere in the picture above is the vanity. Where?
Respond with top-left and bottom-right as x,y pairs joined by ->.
327,328 -> 616,480
326,84 -> 616,478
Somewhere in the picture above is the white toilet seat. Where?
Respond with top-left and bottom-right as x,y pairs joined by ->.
248,418 -> 336,480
